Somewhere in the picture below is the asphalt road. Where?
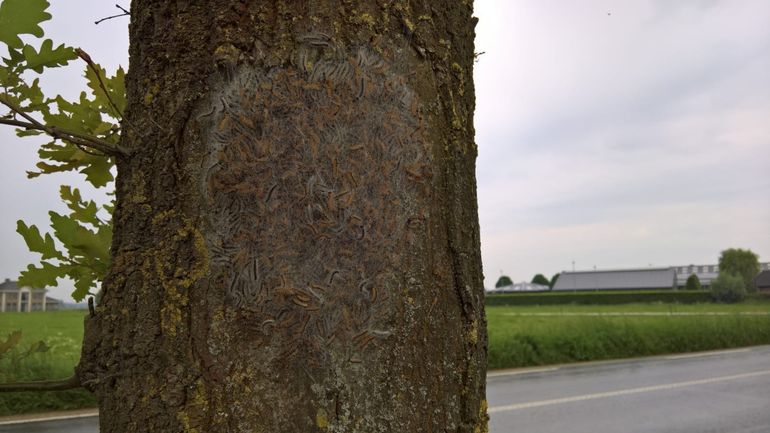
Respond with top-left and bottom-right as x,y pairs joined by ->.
4,346 -> 770,433
488,345 -> 770,433
0,416 -> 98,433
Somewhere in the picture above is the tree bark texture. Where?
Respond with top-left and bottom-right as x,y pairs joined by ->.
78,1 -> 486,432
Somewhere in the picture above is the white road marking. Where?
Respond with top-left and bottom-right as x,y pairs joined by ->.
0,410 -> 98,426
487,367 -> 560,378
665,348 -> 752,360
488,369 -> 770,414
504,312 -> 770,316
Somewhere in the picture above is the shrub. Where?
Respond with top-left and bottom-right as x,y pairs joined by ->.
495,275 -> 513,288
531,274 -> 550,286
685,274 -> 702,291
711,273 -> 746,303
719,248 -> 760,292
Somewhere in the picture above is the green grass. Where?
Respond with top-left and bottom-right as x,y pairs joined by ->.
3,302 -> 770,415
490,300 -> 770,313
0,310 -> 96,416
487,302 -> 770,370
486,290 -> 713,305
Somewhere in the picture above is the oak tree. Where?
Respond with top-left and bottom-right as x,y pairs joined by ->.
1,1 -> 488,432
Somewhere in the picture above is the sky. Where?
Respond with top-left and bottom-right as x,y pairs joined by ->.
1,1 -> 769,300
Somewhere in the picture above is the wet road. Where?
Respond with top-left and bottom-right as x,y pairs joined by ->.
488,345 -> 770,433
0,415 -> 98,433
4,345 -> 770,433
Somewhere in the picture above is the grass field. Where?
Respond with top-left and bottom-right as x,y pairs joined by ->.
0,310 -> 96,416
487,301 -> 770,370
2,302 -> 770,415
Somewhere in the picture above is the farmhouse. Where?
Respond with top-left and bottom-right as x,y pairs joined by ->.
0,278 -> 61,312
552,268 -> 676,291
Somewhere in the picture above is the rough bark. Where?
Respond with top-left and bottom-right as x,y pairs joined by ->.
77,1 -> 486,432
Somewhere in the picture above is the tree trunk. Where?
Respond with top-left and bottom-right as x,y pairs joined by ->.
78,1 -> 486,432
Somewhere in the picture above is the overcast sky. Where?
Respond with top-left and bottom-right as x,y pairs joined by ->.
1,1 -> 768,300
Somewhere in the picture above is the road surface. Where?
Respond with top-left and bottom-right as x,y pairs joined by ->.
4,345 -> 770,433
488,345 -> 770,433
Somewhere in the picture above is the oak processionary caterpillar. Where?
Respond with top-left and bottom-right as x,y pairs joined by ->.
200,40 -> 431,362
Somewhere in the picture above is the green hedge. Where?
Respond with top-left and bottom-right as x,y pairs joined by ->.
487,313 -> 770,369
485,290 -> 713,306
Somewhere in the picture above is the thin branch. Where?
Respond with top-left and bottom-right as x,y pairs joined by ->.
75,49 -> 154,137
0,375 -> 81,392
0,99 -> 129,157
75,49 -> 124,121
74,142 -> 107,157
95,4 -> 130,25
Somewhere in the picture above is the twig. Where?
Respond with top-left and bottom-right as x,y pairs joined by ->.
75,49 -> 124,121
0,375 -> 81,392
74,49 -> 156,137
0,104 -> 129,157
95,4 -> 130,25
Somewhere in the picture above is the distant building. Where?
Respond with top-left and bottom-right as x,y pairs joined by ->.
489,281 -> 550,293
552,268 -> 676,291
674,264 -> 719,287
675,262 -> 770,288
551,262 -> 770,291
0,279 -> 61,312
755,270 -> 770,292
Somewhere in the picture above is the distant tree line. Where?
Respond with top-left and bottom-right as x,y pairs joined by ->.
494,273 -> 561,290
495,247 -> 761,299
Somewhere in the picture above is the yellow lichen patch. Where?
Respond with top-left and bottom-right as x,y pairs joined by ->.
358,13 -> 376,30
143,83 -> 160,106
213,43 -> 240,64
129,173 -> 148,204
403,17 -> 415,32
150,210 -> 210,337
176,411 -> 198,433
467,319 -> 478,345
177,379 -> 209,433
474,399 -> 489,433
316,408 -> 330,429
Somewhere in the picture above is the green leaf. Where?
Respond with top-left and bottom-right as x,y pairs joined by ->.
80,156 -> 114,187
16,220 -> 63,260
23,340 -> 50,356
31,140 -> 115,188
60,185 -> 101,225
22,39 -> 76,73
49,211 -> 110,262
15,78 -> 48,113
46,93 -> 104,133
19,261 -> 68,288
72,269 -> 96,301
85,64 -> 126,117
0,0 -> 51,49
0,331 -> 22,358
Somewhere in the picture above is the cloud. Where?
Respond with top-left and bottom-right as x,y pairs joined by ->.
473,0 -> 770,286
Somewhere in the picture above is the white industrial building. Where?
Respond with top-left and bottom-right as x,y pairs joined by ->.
552,262 -> 770,291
